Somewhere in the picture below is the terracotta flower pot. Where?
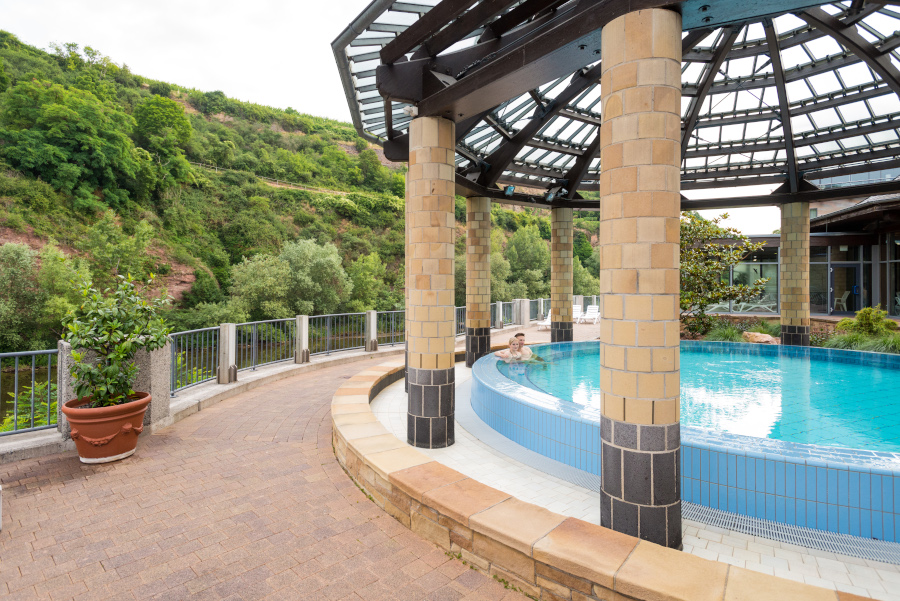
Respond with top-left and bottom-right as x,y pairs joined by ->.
61,392 -> 152,464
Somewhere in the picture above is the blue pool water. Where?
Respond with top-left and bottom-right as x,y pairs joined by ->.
497,342 -> 900,453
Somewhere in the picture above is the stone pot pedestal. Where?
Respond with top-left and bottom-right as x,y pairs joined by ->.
61,393 -> 152,464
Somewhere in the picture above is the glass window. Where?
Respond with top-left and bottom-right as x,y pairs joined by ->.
810,246 -> 828,262
863,245 -> 872,262
892,263 -> 900,315
732,263 -> 778,313
879,260 -> 889,309
811,264 -> 829,314
831,244 -> 860,262
810,208 -> 818,218
742,246 -> 778,262
863,264 -> 872,309
891,236 -> 900,261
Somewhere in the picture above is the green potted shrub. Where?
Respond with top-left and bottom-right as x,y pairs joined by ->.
61,275 -> 170,463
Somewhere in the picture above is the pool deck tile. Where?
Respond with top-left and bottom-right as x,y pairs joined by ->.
532,516 -> 638,590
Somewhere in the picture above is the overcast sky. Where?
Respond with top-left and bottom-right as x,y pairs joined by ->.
1,0 -> 781,234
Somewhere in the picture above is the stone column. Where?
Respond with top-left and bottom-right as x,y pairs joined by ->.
598,8 -> 682,549
406,116 -> 456,448
466,196 -> 492,367
780,202 -> 810,346
551,207 -> 574,342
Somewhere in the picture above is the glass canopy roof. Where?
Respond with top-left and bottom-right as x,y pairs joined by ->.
333,1 -> 900,202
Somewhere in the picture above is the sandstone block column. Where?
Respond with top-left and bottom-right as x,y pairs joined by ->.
598,8 -> 682,548
780,202 -> 810,346
551,207 -> 574,342
405,116 -> 456,448
466,196 -> 492,366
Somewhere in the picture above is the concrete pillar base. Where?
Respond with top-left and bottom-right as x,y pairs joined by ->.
781,325 -> 810,347
600,416 -> 681,547
465,327 -> 491,367
407,367 -> 455,448
550,322 -> 574,343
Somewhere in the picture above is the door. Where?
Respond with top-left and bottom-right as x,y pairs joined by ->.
830,264 -> 860,315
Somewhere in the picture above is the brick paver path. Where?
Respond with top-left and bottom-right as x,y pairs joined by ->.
0,359 -> 523,601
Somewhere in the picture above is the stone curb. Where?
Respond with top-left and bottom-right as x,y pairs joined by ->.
331,361 -> 869,601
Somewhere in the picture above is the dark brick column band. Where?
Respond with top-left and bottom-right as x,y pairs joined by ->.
550,321 -> 573,343
781,325 -> 810,347
600,416 -> 682,548
466,327 -> 492,368
407,367 -> 455,449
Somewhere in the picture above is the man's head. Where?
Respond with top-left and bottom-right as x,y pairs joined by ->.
515,332 -> 525,344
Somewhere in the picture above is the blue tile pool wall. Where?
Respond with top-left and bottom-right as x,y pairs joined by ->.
471,342 -> 900,543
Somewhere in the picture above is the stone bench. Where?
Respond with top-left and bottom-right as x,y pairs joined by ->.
330,359 -> 867,601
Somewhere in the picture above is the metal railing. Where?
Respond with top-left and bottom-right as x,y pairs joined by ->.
309,313 -> 366,355
530,299 -> 541,321
0,350 -> 58,437
170,327 -> 219,394
501,302 -> 514,326
236,319 -> 296,371
455,306 -> 466,336
376,311 -> 405,347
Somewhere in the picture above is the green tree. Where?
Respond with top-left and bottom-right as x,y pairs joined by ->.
133,95 -> 192,148
680,212 -> 767,335
0,79 -> 143,209
279,240 -> 352,315
345,252 -> 389,311
182,269 -> 224,308
505,225 -> 550,298
36,240 -> 91,340
80,210 -> 154,282
229,254 -> 291,321
574,231 -> 592,265
0,58 -> 9,93
0,243 -> 44,352
573,256 -> 600,296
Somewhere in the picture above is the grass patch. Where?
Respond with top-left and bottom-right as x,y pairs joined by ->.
704,324 -> 744,342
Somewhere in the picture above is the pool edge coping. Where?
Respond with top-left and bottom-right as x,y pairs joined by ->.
329,356 -> 850,601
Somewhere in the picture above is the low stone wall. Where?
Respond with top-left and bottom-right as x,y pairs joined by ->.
331,360 -> 867,601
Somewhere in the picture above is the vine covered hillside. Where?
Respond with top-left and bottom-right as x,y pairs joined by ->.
0,31 -> 600,353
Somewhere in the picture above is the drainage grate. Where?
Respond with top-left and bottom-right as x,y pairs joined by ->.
457,377 -> 900,566
683,503 -> 900,565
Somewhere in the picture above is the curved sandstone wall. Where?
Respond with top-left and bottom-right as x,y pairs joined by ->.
330,359 -> 865,601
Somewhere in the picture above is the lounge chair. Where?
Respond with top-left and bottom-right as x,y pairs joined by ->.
536,312 -> 551,331
572,305 -> 583,322
578,305 -> 600,324
741,295 -> 777,313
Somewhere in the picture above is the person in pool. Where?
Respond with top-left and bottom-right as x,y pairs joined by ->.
494,337 -> 524,362
514,332 -> 544,362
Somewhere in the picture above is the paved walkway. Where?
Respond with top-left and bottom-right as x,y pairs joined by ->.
0,359 -> 523,601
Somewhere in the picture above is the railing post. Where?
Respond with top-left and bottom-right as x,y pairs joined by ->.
217,323 -> 237,384
515,299 -> 529,326
365,310 -> 379,351
295,315 -> 310,363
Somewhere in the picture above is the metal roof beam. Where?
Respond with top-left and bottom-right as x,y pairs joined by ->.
682,26 -> 742,157
799,7 -> 900,98
562,127 -> 602,199
412,0 -> 520,60
380,0 -> 480,65
476,62 -> 603,187
764,18 -> 799,193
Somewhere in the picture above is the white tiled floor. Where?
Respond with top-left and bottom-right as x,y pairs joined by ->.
370,366 -> 900,600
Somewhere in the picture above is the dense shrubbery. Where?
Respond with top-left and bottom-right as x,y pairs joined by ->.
0,31 -> 604,350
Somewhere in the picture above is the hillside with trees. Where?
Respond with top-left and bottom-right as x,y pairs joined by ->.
0,31 -> 600,353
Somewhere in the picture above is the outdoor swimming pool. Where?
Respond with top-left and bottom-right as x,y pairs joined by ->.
497,341 -> 900,453
472,341 -> 900,541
